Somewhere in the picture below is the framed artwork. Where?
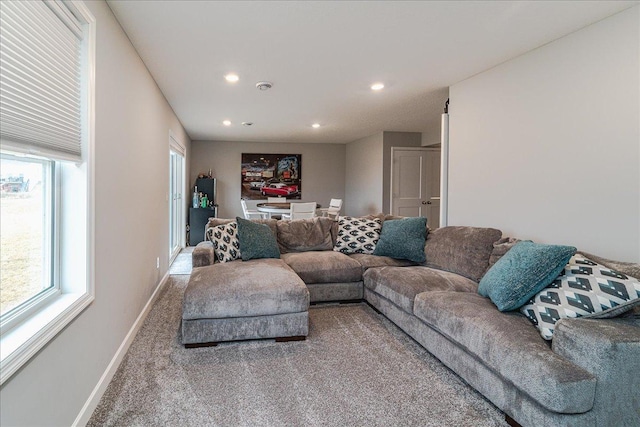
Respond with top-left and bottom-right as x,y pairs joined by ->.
241,153 -> 302,200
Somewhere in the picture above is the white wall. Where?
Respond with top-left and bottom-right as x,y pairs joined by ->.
344,131 -> 423,216
449,6 -> 639,262
191,140 -> 345,219
345,132 -> 384,216
0,1 -> 191,425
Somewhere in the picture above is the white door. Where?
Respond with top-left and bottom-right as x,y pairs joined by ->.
391,147 -> 441,228
169,149 -> 185,261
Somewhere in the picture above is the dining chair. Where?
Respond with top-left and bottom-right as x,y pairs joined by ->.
282,202 -> 317,220
241,199 -> 267,220
319,198 -> 342,220
267,197 -> 285,204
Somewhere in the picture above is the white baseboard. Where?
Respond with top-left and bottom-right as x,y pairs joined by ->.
72,272 -> 171,427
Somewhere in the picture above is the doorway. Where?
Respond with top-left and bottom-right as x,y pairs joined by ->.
390,147 -> 441,228
169,138 -> 185,262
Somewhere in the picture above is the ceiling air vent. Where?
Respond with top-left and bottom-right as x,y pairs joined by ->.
255,81 -> 273,91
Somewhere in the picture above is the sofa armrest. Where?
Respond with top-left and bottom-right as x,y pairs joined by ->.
553,317 -> 640,426
192,241 -> 215,267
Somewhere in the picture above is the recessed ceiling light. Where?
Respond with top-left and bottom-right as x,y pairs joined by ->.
222,120 -> 231,126
371,82 -> 385,91
225,74 -> 239,83
312,123 -> 320,129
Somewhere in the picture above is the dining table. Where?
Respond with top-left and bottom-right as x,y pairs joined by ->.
256,202 -> 291,218
256,202 -> 320,219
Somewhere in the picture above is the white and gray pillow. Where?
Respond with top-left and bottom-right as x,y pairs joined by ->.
333,217 -> 382,255
521,254 -> 640,340
210,222 -> 241,263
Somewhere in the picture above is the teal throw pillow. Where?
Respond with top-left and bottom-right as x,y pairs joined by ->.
373,217 -> 427,263
478,241 -> 576,311
236,217 -> 280,261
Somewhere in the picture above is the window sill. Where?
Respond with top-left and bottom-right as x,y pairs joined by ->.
0,292 -> 94,385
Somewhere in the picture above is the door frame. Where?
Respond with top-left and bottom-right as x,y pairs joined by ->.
440,111 -> 449,227
169,132 -> 186,263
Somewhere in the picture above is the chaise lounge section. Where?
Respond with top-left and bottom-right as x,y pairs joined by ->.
186,216 -> 640,427
182,258 -> 309,347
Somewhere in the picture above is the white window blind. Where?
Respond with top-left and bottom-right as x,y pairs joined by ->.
0,0 -> 83,161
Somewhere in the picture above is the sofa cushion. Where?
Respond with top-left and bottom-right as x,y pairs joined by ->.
521,253 -> 640,340
281,251 -> 362,284
423,226 -> 502,283
276,217 -> 335,253
373,217 -> 427,263
333,216 -> 382,255
210,222 -> 241,263
349,253 -> 419,272
413,291 -> 596,414
478,241 -> 576,311
236,217 -> 280,261
183,259 -> 308,319
363,266 -> 477,313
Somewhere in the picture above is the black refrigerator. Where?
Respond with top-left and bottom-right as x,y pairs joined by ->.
189,178 -> 218,245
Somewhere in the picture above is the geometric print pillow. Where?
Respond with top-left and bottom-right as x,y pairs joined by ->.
333,216 -> 382,255
520,254 -> 640,340
210,222 -> 241,263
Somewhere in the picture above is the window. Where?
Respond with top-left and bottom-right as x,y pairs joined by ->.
0,155 -> 55,322
0,1 -> 95,385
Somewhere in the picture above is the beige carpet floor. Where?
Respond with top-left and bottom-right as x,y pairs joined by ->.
88,275 -> 507,426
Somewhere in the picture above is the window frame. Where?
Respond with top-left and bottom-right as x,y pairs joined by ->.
0,0 -> 95,386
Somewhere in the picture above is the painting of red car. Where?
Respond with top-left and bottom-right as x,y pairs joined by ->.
261,183 -> 299,197
241,153 -> 301,200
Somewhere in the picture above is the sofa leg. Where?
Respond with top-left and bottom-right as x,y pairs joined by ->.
505,414 -> 522,427
275,335 -> 306,343
184,342 -> 218,348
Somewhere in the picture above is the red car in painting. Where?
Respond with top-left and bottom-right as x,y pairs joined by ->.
261,183 -> 299,197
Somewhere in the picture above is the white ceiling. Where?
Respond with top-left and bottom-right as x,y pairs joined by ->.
107,1 -> 637,144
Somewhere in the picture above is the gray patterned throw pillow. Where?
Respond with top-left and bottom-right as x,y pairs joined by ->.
210,222 -> 241,263
333,216 -> 382,255
521,254 -> 640,340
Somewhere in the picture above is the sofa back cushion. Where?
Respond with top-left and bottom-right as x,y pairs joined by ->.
423,226 -> 502,282
276,217 -> 336,253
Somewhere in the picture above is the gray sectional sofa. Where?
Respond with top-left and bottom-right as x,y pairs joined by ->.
187,216 -> 640,427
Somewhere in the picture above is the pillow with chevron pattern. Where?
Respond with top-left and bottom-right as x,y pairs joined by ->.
521,254 -> 640,340
333,216 -> 382,255
210,222 -> 241,263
